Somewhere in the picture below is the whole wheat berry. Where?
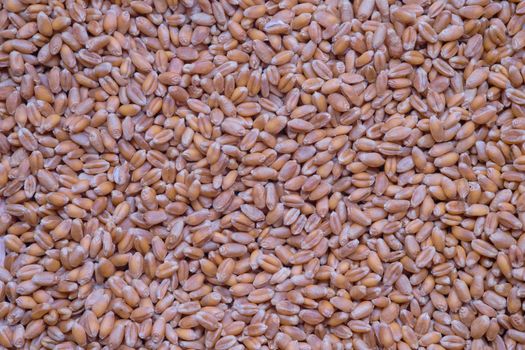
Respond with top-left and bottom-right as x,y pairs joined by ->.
1,0 -> 525,349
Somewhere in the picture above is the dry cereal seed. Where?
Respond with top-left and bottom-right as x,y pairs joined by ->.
1,0 -> 525,349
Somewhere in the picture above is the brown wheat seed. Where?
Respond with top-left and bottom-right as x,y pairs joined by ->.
1,0 -> 525,349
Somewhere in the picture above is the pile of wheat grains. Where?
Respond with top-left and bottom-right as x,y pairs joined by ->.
1,0 -> 525,349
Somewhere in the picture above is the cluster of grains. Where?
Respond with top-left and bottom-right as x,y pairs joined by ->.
2,0 -> 525,349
